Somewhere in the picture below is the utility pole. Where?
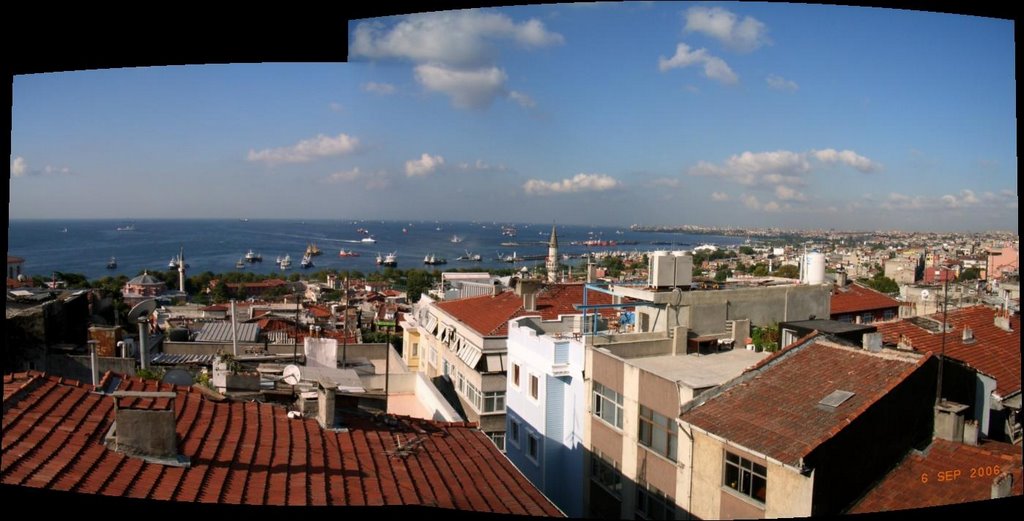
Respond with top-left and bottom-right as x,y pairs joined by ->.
935,272 -> 948,406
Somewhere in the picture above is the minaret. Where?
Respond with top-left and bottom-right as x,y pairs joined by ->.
546,224 -> 559,283
178,246 -> 186,293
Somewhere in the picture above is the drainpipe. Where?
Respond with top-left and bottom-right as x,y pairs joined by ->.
230,299 -> 239,357
88,340 -> 99,388
138,317 -> 149,370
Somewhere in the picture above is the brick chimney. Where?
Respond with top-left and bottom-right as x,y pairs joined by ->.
994,310 -> 1013,332
515,279 -> 543,312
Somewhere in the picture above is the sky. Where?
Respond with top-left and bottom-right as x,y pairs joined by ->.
9,3 -> 1017,232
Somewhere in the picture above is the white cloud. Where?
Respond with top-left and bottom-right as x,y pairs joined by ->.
763,201 -> 782,212
684,6 -> 769,52
690,148 -> 881,187
766,74 -> 798,92
742,194 -> 761,210
350,10 -> 563,68
248,133 -> 359,164
328,102 -> 344,112
710,191 -> 730,201
508,90 -> 536,108
405,153 -> 445,177
11,156 -> 27,177
523,173 -> 620,195
415,64 -> 508,109
811,148 -> 881,173
362,82 -> 396,95
457,159 -> 508,172
658,42 -> 738,84
10,156 -> 71,177
774,185 -> 807,201
325,167 -> 362,183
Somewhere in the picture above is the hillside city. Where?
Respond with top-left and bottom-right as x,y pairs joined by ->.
5,224 -> 1020,517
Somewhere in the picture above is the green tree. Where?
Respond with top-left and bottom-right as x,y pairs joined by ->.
714,268 -> 732,282
752,264 -> 769,276
739,246 -> 755,255
210,280 -> 231,303
958,267 -> 981,281
863,274 -> 899,294
406,269 -> 433,302
773,264 -> 800,279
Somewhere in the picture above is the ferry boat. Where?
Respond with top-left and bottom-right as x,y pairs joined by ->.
106,257 -> 117,269
115,224 -> 135,232
300,253 -> 314,269
456,251 -> 482,262
338,249 -> 360,257
245,249 -> 262,263
361,237 -> 377,244
279,254 -> 292,269
377,252 -> 398,267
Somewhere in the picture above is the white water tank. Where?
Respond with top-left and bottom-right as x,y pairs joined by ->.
803,252 -> 826,285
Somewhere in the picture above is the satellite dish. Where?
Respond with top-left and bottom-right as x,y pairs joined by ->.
127,298 -> 157,323
282,364 -> 303,386
920,290 -> 930,301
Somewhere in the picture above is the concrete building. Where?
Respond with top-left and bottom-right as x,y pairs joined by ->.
884,258 -> 918,285
830,282 -> 900,324
401,280 -> 613,450
678,335 -> 937,518
987,245 -> 1019,280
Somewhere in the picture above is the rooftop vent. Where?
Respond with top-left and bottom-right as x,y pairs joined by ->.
105,391 -> 189,467
818,390 -> 855,409
962,326 -> 975,344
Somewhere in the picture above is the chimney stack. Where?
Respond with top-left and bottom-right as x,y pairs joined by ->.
994,310 -> 1013,332
962,326 -> 975,343
862,332 -> 882,353
992,472 -> 1013,499
106,391 -> 187,466
515,279 -> 542,312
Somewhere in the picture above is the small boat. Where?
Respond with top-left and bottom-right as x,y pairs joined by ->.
423,254 -> 447,265
116,224 -> 135,232
245,249 -> 262,263
361,237 -> 377,243
279,254 -> 292,269
300,253 -> 314,269
305,242 -> 322,256
500,241 -> 519,247
169,256 -> 179,269
236,258 -> 246,269
456,250 -> 482,262
60,227 -> 68,233
339,249 -> 360,257
402,228 -> 408,233
450,234 -> 463,244
106,257 -> 117,269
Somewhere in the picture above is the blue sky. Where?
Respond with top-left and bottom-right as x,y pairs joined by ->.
9,3 -> 1016,231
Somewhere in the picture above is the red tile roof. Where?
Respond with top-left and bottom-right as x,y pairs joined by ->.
680,339 -> 931,466
306,305 -> 332,318
848,438 -> 1022,513
830,282 -> 900,315
1,371 -> 563,515
435,283 -> 614,337
875,306 -> 1020,396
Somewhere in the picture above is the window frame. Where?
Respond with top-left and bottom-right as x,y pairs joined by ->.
483,391 -> 506,413
529,374 -> 539,400
590,450 -> 623,499
638,405 -> 678,462
723,451 -> 767,505
512,363 -> 521,388
635,482 -> 676,520
526,432 -> 541,464
592,381 -> 624,429
509,419 -> 520,447
488,431 -> 506,452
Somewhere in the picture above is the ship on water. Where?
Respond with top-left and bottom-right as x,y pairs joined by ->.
305,242 -> 322,256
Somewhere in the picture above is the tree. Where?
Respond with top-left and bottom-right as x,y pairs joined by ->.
752,264 -> 769,276
739,246 -> 755,255
863,274 -> 899,294
210,280 -> 231,303
958,267 -> 981,281
406,269 -> 433,302
773,264 -> 800,279
714,268 -> 732,282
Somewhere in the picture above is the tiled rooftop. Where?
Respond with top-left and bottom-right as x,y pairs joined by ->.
830,282 -> 900,315
679,339 -> 930,466
875,306 -> 1020,396
1,371 -> 563,515
435,283 -> 613,337
848,438 -> 1022,513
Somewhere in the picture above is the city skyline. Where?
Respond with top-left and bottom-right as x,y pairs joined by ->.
9,3 -> 1017,232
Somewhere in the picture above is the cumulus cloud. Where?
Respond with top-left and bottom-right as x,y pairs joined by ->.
10,156 -> 71,177
415,64 -> 508,109
774,185 -> 807,201
878,189 -> 1010,211
351,10 -> 563,68
684,6 -> 769,52
689,148 -> 881,188
405,153 -> 445,177
11,156 -> 27,177
523,173 -> 620,195
811,148 -> 881,173
742,194 -> 761,210
508,90 -> 536,108
766,74 -> 798,92
658,43 -> 738,84
711,191 -> 730,201
248,133 -> 359,164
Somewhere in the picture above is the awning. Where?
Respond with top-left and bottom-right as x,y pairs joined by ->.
482,353 -> 507,373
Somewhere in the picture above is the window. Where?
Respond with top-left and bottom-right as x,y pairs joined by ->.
590,451 -> 622,498
411,342 -> 419,357
512,363 -> 521,387
883,309 -> 896,321
484,391 -> 506,413
464,382 -> 482,410
488,432 -> 506,452
428,346 -> 437,367
509,420 -> 520,446
861,312 -> 874,324
636,483 -> 677,520
529,374 -> 539,400
527,433 -> 540,463
593,381 -> 624,429
723,452 -> 767,504
639,405 -> 677,461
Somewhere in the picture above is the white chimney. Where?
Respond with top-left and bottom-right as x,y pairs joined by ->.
962,326 -> 975,343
